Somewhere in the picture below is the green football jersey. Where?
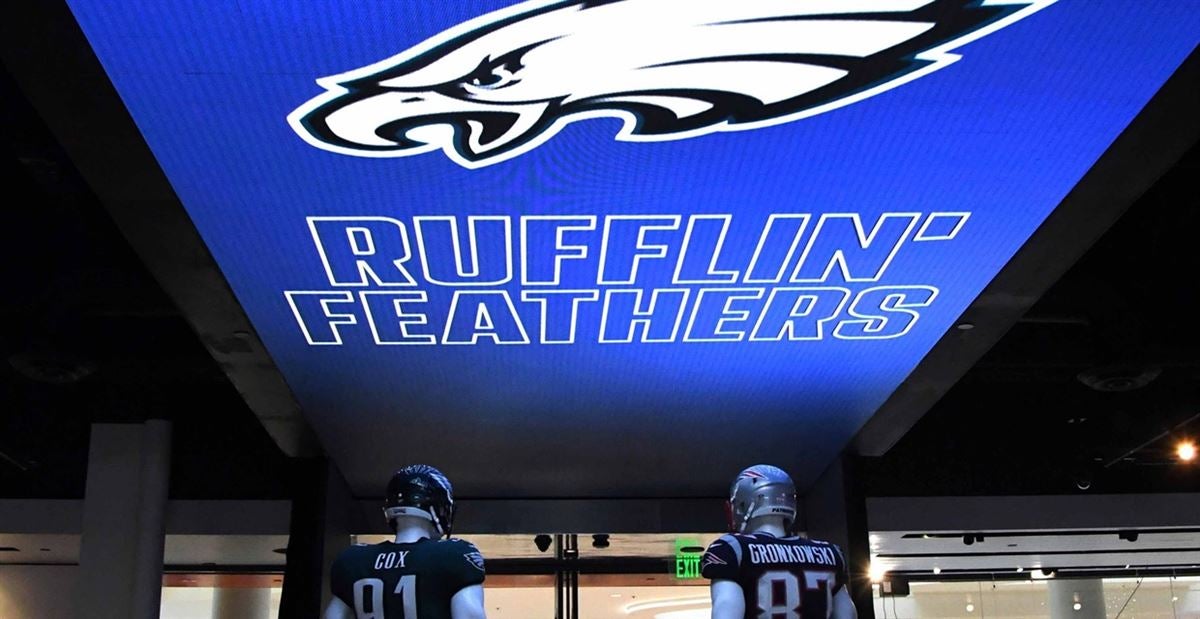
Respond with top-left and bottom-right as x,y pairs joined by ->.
331,538 -> 485,619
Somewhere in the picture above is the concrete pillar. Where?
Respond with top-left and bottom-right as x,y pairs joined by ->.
1048,579 -> 1105,619
74,422 -> 172,619
132,420 -> 172,618
213,587 -> 272,619
803,455 -> 875,619
279,458 -> 362,618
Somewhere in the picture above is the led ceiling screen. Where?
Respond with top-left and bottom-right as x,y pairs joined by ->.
65,0 -> 1198,495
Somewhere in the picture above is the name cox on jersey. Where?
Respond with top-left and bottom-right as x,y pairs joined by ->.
373,550 -> 410,570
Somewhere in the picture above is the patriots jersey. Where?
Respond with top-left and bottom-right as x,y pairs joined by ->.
701,532 -> 848,619
331,538 -> 485,619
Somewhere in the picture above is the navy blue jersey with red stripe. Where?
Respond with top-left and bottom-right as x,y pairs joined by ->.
701,532 -> 848,619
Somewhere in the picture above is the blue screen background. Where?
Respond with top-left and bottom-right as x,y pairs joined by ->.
63,0 -> 1199,496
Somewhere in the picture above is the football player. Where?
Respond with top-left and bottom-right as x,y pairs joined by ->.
324,465 -> 487,619
702,465 -> 857,619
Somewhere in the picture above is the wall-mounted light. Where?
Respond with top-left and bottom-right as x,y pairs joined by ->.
1178,441 -> 1197,462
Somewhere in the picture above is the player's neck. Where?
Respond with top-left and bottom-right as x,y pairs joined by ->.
392,518 -> 439,544
744,517 -> 790,538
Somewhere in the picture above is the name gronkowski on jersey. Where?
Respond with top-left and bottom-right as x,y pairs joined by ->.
331,538 -> 485,619
701,532 -> 848,619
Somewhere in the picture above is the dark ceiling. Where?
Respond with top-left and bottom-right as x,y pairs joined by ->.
0,68 -> 291,500
1,55 -> 1197,503
865,141 -> 1200,496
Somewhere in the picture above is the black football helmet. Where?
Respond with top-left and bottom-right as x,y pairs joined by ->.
383,464 -> 456,538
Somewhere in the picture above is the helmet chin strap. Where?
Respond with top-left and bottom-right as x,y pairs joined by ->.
735,494 -> 766,533
738,493 -> 795,534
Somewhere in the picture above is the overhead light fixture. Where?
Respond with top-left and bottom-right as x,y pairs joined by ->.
1178,441 -> 1197,462
1073,602 -> 1082,611
966,602 -> 975,613
932,567 -> 942,575
1118,531 -> 1139,543
869,563 -> 888,583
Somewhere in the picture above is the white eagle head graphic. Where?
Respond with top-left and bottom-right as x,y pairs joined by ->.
288,0 -> 1053,168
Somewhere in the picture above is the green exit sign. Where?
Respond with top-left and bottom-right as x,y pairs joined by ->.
675,554 -> 702,579
674,538 -> 705,580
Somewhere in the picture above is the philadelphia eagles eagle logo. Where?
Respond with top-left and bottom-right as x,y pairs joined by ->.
288,0 -> 1054,168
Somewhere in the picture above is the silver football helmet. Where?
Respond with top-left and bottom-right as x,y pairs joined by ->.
727,464 -> 797,533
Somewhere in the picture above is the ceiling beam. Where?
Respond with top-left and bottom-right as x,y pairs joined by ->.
1,0 -> 319,457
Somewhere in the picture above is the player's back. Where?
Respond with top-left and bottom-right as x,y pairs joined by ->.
331,537 -> 485,619
701,532 -> 848,619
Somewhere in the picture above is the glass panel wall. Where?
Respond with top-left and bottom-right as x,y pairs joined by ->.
160,575 -> 283,619
872,576 -> 1200,618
